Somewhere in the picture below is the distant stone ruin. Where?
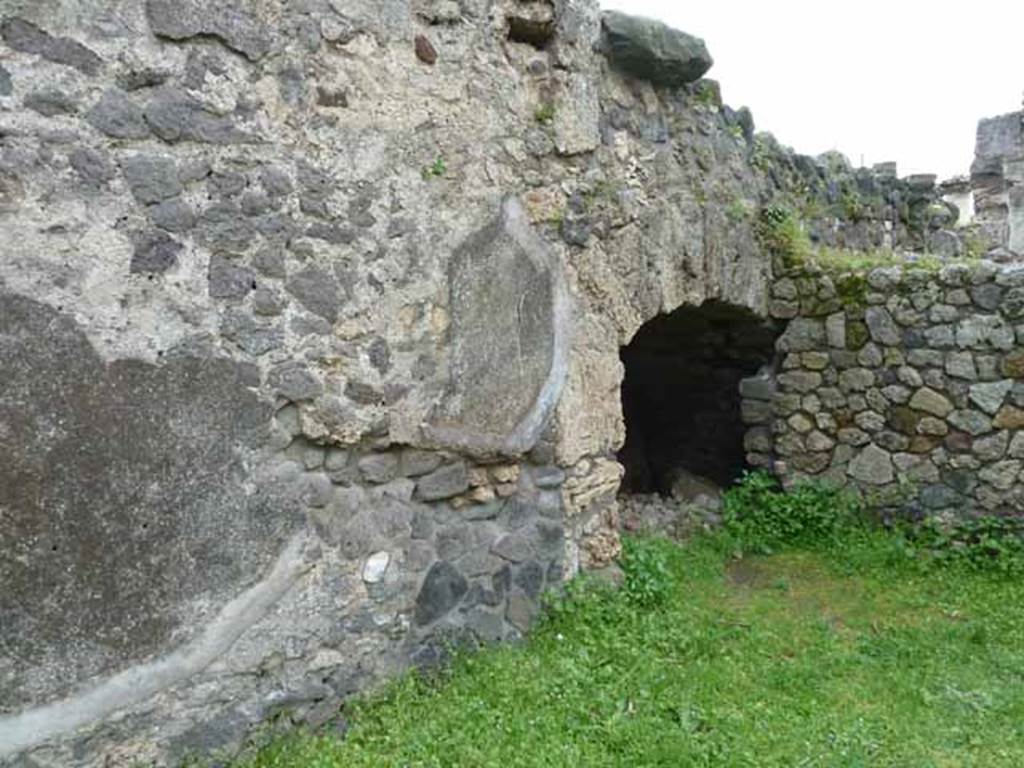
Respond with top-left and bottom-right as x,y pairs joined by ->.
972,105 -> 1024,256
0,2 -> 1020,765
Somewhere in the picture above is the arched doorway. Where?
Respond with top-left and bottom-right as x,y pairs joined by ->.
618,300 -> 779,497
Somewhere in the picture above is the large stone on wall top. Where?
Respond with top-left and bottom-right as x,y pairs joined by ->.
425,198 -> 570,457
601,11 -> 713,87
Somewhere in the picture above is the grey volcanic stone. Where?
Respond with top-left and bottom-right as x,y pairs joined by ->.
415,462 -> 470,501
971,283 -> 1003,311
368,337 -> 391,374
286,266 -> 340,323
253,247 -> 287,278
208,255 -> 256,300
778,371 -> 822,393
956,315 -> 1014,350
1,18 -> 102,75
777,318 -> 825,352
121,154 -> 182,204
24,89 -> 78,116
739,374 -> 775,401
979,460 -> 1021,490
358,453 -> 400,484
69,148 -> 116,186
492,533 -> 534,563
847,444 -> 894,485
268,363 -> 322,401
514,561 -> 545,598
974,431 -> 1009,461
948,409 -> 993,436
0,64 -> 11,95
299,473 -> 333,508
400,449 -> 444,478
210,171 -> 246,198
87,89 -> 150,139
414,561 -> 468,625
149,198 -> 197,233
0,294 -> 289,712
144,87 -> 251,144
131,231 -> 184,273
145,0 -> 272,61
945,352 -> 978,380
533,467 -> 566,489
920,485 -> 963,509
260,166 -> 293,197
198,202 -> 257,250
865,307 -> 900,345
601,11 -> 712,87
969,380 -> 1013,415
506,592 -> 538,632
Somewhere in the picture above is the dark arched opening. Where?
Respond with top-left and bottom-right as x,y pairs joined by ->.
618,300 -> 779,497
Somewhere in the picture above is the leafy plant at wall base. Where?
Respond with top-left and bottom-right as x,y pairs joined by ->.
620,536 -> 676,607
905,516 -> 1024,575
721,471 -> 863,554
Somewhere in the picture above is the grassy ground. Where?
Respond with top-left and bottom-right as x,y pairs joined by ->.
225,526 -> 1024,768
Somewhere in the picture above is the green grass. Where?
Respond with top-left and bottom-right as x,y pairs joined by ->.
227,525 -> 1024,768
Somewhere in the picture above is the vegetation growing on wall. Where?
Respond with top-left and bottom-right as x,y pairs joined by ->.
755,204 -> 982,313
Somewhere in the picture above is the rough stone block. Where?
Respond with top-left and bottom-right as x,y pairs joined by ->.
415,462 -> 470,502
969,380 -> 1013,415
131,230 -> 184,274
414,561 -> 468,626
847,444 -> 894,485
424,198 -> 569,456
358,453 -> 400,485
601,11 -> 712,86
121,154 -> 182,205
909,387 -> 954,418
1,18 -> 102,74
87,89 -> 150,139
145,0 -> 272,61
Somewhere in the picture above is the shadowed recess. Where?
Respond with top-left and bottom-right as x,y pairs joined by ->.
618,300 -> 779,493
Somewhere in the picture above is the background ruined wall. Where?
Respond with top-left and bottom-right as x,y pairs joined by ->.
0,0 -> 993,764
744,260 -> 1024,516
971,108 -> 1024,257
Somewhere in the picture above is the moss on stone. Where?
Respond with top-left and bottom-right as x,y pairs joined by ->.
845,320 -> 870,350
889,406 -> 922,436
1001,350 -> 1024,379
834,273 -> 869,309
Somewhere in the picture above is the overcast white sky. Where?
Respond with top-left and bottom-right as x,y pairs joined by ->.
601,1 -> 1023,180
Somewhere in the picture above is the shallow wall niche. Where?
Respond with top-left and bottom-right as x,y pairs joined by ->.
618,300 -> 779,494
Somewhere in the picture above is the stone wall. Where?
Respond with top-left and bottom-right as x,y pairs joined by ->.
0,1 -> 996,764
743,259 -> 1024,516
